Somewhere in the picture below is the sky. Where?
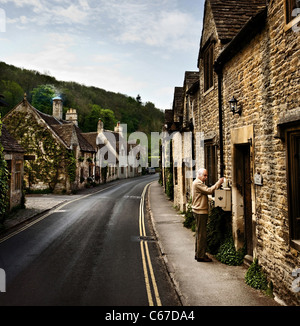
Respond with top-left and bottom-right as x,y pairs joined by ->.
0,0 -> 204,111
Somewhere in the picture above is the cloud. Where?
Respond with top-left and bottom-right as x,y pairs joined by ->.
2,0 -> 91,26
2,0 -> 201,51
96,1 -> 201,51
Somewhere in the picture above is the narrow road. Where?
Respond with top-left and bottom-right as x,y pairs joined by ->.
0,175 -> 181,306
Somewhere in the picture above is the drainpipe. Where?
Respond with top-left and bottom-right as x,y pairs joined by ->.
216,68 -> 224,177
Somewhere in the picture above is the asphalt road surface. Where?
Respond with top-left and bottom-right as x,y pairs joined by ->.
0,174 -> 181,306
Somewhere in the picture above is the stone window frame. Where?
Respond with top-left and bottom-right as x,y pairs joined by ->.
204,139 -> 218,187
284,0 -> 300,31
286,126 -> 300,251
203,43 -> 214,93
277,114 -> 300,251
14,160 -> 22,191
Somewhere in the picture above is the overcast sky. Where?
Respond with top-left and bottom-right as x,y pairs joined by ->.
0,0 -> 204,111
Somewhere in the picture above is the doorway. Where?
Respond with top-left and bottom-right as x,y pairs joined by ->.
235,144 -> 253,256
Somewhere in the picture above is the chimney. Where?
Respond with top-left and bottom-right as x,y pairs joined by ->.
52,96 -> 63,120
114,121 -> 123,137
65,108 -> 78,126
97,118 -> 104,133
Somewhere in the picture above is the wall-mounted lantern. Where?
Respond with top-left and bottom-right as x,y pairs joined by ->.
229,96 -> 241,116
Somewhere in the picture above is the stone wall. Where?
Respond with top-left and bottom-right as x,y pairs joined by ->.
220,0 -> 300,305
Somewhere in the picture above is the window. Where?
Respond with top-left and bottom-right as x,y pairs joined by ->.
15,161 -> 22,190
204,141 -> 217,187
203,44 -> 214,92
285,0 -> 300,30
174,165 -> 178,185
287,129 -> 300,245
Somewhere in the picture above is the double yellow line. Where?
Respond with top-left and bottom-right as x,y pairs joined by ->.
139,183 -> 162,306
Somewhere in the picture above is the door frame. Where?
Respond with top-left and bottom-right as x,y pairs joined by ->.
231,125 -> 256,257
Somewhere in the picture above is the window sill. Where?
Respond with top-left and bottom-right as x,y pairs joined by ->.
291,240 -> 300,252
203,86 -> 215,97
284,15 -> 300,32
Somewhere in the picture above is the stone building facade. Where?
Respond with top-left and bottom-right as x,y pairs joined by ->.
0,125 -> 25,210
83,120 -> 142,184
3,96 -> 96,193
164,0 -> 300,305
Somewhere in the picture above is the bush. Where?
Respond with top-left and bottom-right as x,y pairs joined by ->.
183,198 -> 195,231
207,207 -> 231,255
216,236 -> 246,266
245,258 -> 269,290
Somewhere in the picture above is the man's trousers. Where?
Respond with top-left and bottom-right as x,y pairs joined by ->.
193,213 -> 208,259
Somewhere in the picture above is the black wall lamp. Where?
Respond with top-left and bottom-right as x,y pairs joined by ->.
229,96 -> 241,116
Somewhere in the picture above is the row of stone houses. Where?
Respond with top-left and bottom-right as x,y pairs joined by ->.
1,94 -> 141,203
162,0 -> 300,305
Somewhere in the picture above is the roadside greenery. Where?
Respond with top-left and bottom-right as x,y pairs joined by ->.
183,205 -> 246,266
0,116 -> 9,223
245,258 -> 274,297
182,198 -> 195,231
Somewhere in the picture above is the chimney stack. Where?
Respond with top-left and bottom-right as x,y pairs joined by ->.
66,108 -> 78,126
97,118 -> 104,133
52,96 -> 63,120
114,121 -> 123,137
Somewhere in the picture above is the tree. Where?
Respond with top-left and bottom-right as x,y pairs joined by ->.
0,80 -> 24,115
136,94 -> 142,105
31,85 -> 56,115
82,104 -> 117,132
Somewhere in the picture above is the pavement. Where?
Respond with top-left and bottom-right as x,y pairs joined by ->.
0,178 -> 281,306
147,181 -> 281,307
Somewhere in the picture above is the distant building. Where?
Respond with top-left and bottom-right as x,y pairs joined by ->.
3,95 -> 95,193
83,119 -> 142,183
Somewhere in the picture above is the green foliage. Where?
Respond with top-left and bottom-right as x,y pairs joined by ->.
31,85 -> 56,115
206,207 -> 245,266
0,80 -> 24,116
0,61 -> 164,134
165,168 -> 174,200
0,116 -> 9,222
67,151 -> 77,183
207,207 -> 231,255
183,198 -> 196,232
82,104 -> 117,132
245,258 -> 269,290
216,236 -> 246,266
4,111 -> 69,192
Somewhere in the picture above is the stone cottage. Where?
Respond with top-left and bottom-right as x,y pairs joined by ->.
0,124 -> 25,210
3,95 -> 95,193
83,119 -> 142,183
164,0 -> 300,305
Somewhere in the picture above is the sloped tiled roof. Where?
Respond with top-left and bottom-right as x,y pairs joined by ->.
173,87 -> 184,123
33,104 -> 95,153
82,132 -> 98,150
1,124 -> 25,153
184,71 -> 199,90
74,127 -> 95,152
209,0 -> 267,43
164,110 -> 174,124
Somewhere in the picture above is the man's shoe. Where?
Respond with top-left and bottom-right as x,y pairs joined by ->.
196,256 -> 212,262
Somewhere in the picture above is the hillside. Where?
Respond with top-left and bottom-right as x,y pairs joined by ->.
0,61 -> 164,134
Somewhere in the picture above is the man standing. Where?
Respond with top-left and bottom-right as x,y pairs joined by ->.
192,168 -> 224,262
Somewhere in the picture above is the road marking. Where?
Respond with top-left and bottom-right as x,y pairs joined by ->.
139,183 -> 162,306
0,184 -> 117,244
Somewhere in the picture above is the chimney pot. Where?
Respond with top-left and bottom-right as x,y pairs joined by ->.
52,96 -> 63,120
